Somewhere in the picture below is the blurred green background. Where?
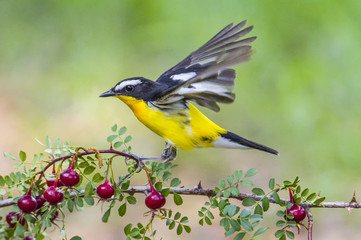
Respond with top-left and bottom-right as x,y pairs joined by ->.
1,0 -> 361,239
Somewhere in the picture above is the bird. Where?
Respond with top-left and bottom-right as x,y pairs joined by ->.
100,20 -> 278,162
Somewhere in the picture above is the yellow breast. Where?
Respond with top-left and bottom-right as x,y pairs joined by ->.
116,96 -> 226,150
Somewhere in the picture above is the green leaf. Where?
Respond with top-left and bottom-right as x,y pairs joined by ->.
241,179 -> 253,187
173,192 -> 183,205
170,178 -> 181,187
85,182 -> 93,196
249,214 -> 263,221
225,228 -> 236,237
227,174 -> 234,185
176,224 -> 183,235
67,200 -> 74,212
252,188 -> 265,196
253,227 -> 267,236
272,191 -> 282,204
162,171 -> 172,181
313,196 -> 326,205
183,225 -> 191,233
107,135 -> 118,143
234,232 -> 246,240
275,229 -> 285,238
286,230 -> 295,239
262,197 -> 270,212
84,196 -> 95,206
102,208 -> 111,223
306,193 -> 317,201
220,218 -> 230,231
242,198 -> 256,207
276,210 -> 285,217
45,136 -> 52,148
124,224 -> 132,234
234,170 -> 243,181
180,216 -> 189,223
229,219 -> 241,231
118,126 -> 127,135
111,124 -> 117,132
169,221 -> 176,229
83,166 -> 96,175
0,176 -> 5,186
223,204 -> 240,217
75,197 -> 84,207
4,152 -> 16,160
92,173 -> 104,183
204,216 -> 212,225
240,208 -> 252,218
124,135 -> 132,143
245,168 -> 257,177
276,220 -> 285,227
219,179 -> 226,188
113,141 -> 123,149
121,180 -> 130,190
19,151 -> 26,162
174,212 -> 181,220
207,211 -> 214,219
223,189 -> 231,198
118,203 -> 127,217
230,186 -> 240,196
15,221 -> 26,237
301,188 -> 309,197
126,196 -> 137,205
241,219 -> 253,231
70,236 -> 82,240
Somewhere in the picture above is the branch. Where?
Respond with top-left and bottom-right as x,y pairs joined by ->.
1,186 -> 360,210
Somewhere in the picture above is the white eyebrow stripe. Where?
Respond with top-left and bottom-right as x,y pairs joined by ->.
170,72 -> 196,81
115,79 -> 142,91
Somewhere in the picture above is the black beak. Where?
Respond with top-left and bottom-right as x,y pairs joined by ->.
99,89 -> 115,97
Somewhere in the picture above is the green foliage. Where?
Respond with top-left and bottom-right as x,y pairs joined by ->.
0,125 -> 327,239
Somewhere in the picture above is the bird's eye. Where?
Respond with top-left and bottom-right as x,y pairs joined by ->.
124,85 -> 134,92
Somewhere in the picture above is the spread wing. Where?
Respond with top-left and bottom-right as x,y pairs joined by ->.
154,20 -> 256,112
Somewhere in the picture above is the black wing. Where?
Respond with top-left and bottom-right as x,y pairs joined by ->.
154,20 -> 256,112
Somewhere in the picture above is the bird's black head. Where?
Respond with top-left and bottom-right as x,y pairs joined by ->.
100,77 -> 162,101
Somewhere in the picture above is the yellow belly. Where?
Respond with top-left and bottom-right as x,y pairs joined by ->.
116,96 -> 226,150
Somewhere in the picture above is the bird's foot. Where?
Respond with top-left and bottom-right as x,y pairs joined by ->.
161,144 -> 177,163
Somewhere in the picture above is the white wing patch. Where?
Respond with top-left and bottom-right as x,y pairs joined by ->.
115,79 -> 142,91
176,81 -> 231,97
213,136 -> 249,149
170,72 -> 196,81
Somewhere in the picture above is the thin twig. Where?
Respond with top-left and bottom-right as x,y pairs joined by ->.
1,186 -> 361,209
305,206 -> 313,240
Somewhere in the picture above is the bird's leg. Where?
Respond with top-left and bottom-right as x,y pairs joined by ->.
161,142 -> 177,163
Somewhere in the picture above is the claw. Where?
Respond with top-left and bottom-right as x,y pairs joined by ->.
161,142 -> 177,163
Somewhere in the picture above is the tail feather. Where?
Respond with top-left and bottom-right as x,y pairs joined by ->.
215,131 -> 279,155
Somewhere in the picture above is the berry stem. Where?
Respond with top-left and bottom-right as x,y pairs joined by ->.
27,177 -> 35,196
53,162 -> 63,187
69,154 -> 76,170
105,158 -> 113,181
143,167 -> 155,192
289,188 -> 295,204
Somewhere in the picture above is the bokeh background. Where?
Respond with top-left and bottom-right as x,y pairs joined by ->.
1,0 -> 361,239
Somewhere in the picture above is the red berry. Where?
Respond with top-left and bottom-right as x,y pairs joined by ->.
145,190 -> 166,209
17,195 -> 37,213
6,212 -> 26,228
35,195 -> 46,209
97,180 -> 115,199
44,187 -> 64,205
23,236 -> 34,240
286,204 -> 306,223
60,169 -> 80,187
